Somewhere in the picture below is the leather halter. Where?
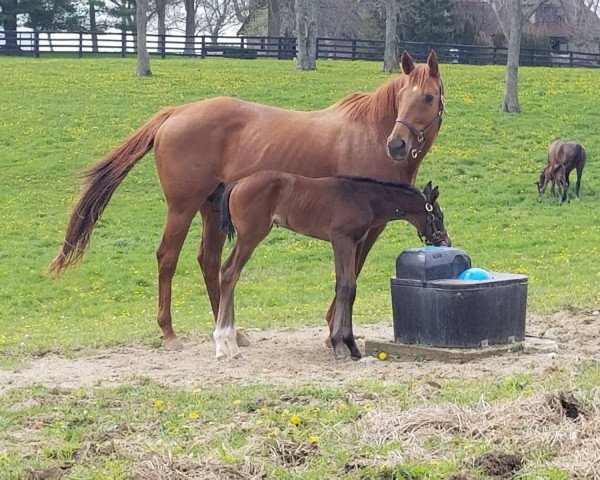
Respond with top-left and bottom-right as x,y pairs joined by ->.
395,78 -> 445,159
418,201 -> 447,245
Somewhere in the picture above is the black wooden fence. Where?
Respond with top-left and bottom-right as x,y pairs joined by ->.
1,30 -> 599,68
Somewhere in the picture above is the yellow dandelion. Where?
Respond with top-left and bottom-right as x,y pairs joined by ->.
153,399 -> 164,409
378,351 -> 387,361
337,401 -> 348,410
189,411 -> 200,420
170,427 -> 179,435
309,435 -> 320,444
289,414 -> 301,426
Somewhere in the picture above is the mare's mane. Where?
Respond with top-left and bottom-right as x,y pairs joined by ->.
330,64 -> 437,130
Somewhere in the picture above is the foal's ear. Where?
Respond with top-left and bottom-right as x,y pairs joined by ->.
400,51 -> 415,75
427,50 -> 439,77
430,186 -> 440,203
422,181 -> 433,197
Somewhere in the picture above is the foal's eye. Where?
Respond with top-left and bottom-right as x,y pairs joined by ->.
424,94 -> 435,104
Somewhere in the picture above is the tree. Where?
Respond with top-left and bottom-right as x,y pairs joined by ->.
383,0 -> 399,72
295,0 -> 316,69
136,0 -> 152,75
485,0 -> 548,113
0,0 -> 19,51
184,0 -> 194,53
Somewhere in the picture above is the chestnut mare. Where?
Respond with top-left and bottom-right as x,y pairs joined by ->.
48,51 -> 445,351
217,171 -> 450,360
536,139 -> 587,204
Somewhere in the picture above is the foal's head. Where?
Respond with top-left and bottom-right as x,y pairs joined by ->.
387,51 -> 444,163
413,182 -> 450,247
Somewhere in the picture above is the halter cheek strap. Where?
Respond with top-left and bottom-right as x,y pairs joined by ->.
395,79 -> 445,159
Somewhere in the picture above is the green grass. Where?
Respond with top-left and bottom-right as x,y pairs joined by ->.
0,363 -> 598,479
1,53 -> 600,477
0,56 -> 599,362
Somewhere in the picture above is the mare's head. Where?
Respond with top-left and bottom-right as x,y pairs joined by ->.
387,51 -> 444,163
414,181 -> 450,247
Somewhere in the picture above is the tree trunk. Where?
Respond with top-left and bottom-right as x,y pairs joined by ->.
136,0 -> 152,76
501,0 -> 521,113
89,0 -> 99,53
267,0 -> 281,37
184,0 -> 195,54
156,0 -> 166,55
1,0 -> 20,52
295,0 -> 317,70
383,0 -> 399,73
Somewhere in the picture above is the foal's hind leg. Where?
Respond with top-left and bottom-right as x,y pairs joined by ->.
214,236 -> 265,360
157,207 -> 199,351
198,202 -> 252,348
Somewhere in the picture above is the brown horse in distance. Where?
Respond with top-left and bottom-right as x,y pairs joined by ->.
217,171 -> 450,360
48,51 -> 445,351
536,139 -> 587,204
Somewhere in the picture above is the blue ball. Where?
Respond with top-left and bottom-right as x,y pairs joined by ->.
458,268 -> 493,281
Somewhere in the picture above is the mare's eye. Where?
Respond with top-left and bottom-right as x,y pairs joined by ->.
424,94 -> 434,104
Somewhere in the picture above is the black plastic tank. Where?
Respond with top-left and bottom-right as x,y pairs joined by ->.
391,247 -> 527,348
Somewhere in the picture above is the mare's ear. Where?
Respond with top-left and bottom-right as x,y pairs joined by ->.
400,51 -> 415,75
430,186 -> 440,203
422,181 -> 433,197
427,50 -> 439,77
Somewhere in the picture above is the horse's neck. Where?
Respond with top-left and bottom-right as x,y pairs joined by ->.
368,185 -> 423,222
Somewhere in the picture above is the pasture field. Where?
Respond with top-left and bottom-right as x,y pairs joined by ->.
0,57 -> 599,478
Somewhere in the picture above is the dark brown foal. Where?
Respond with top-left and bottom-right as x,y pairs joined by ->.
215,171 -> 450,361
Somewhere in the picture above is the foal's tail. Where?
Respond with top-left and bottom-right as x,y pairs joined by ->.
219,182 -> 238,242
48,107 -> 177,275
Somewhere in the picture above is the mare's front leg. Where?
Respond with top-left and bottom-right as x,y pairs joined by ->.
199,202 -> 251,348
325,225 -> 386,346
330,238 -> 361,360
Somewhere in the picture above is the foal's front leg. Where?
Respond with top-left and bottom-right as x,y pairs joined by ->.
330,239 -> 361,360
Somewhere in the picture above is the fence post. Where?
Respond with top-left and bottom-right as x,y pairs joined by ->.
569,52 -> 573,67
316,37 -> 320,60
121,30 -> 126,57
201,35 -> 206,57
78,30 -> 83,58
34,30 -> 40,58
352,39 -> 356,60
160,34 -> 166,59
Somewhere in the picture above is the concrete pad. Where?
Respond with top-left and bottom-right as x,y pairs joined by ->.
365,335 -> 558,364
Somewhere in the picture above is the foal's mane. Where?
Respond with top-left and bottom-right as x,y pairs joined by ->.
330,64 -> 436,131
337,176 -> 421,195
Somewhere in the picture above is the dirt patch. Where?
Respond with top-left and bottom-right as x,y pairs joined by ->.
0,311 -> 599,394
472,451 -> 523,478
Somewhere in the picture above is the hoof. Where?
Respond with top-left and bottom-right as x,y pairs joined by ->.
325,337 -> 333,348
163,337 -> 184,351
236,329 -> 251,347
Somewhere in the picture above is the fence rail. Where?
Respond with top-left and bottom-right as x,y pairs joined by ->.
1,30 -> 599,68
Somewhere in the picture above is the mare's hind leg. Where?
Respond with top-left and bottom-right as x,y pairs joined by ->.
198,202 -> 226,320
157,207 -> 199,351
575,167 -> 583,199
325,225 -> 386,347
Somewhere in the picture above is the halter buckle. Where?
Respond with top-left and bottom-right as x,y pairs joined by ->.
411,149 -> 419,159
417,132 -> 424,143
425,203 -> 434,212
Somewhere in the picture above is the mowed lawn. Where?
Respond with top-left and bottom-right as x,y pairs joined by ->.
0,57 -> 600,479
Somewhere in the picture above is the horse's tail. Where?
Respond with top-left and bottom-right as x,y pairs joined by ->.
48,107 -> 177,275
219,181 -> 238,242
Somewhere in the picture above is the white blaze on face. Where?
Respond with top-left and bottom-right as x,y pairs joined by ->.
412,86 -> 419,92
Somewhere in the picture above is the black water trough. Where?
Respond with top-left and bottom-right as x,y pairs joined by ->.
391,247 -> 527,348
